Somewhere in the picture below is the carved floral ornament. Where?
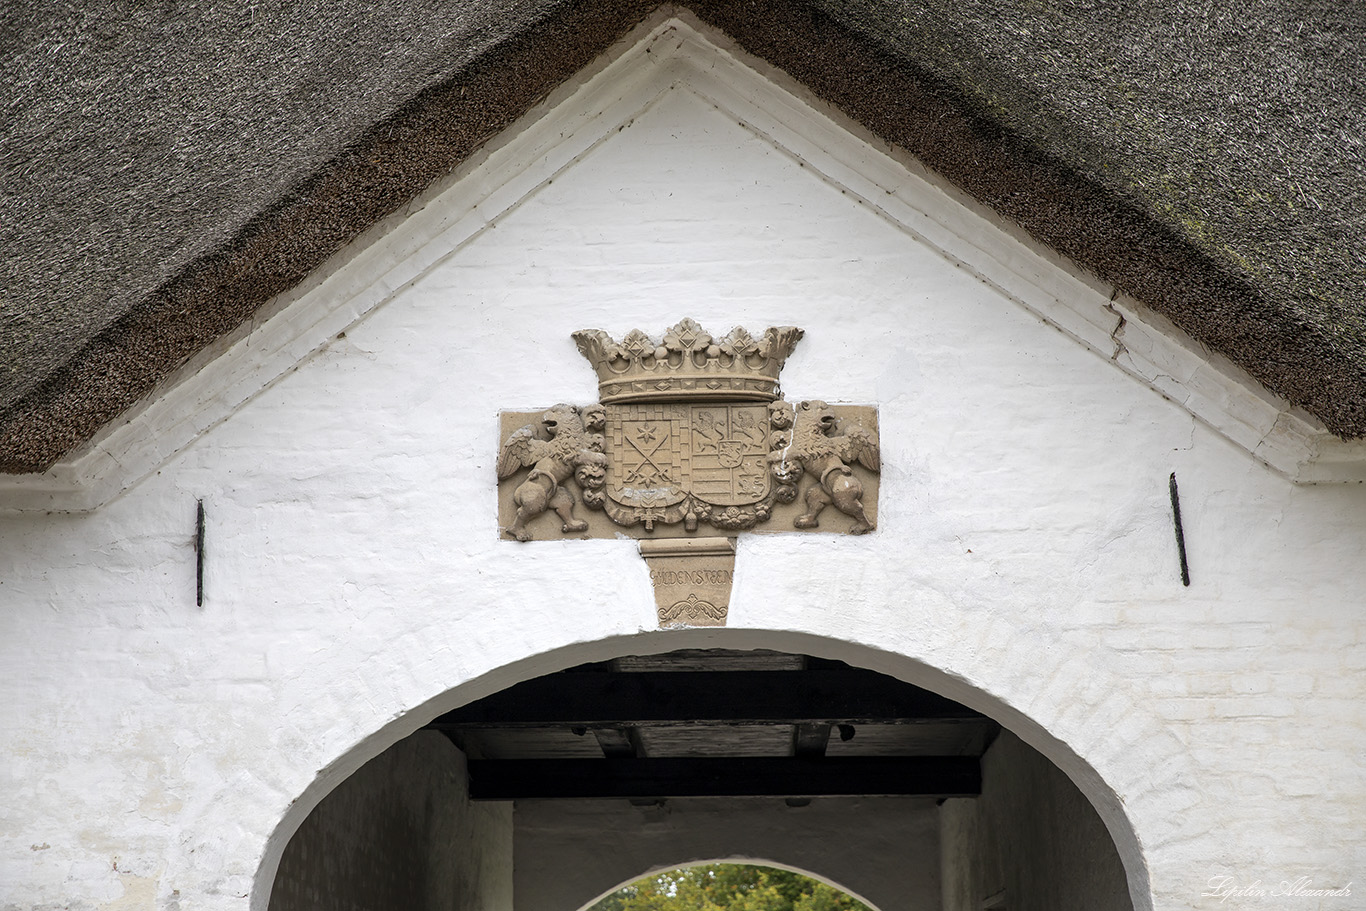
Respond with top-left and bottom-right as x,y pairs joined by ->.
496,319 -> 880,542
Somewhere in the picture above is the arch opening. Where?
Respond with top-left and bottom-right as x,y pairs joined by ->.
258,636 -> 1146,911
578,861 -> 883,911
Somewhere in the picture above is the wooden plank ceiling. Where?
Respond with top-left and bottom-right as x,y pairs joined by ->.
425,649 -> 999,800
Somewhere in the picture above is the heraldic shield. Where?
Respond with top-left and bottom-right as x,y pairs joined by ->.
606,403 -> 774,528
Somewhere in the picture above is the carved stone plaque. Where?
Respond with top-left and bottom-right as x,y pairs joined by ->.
495,319 -> 881,626
497,319 -> 880,543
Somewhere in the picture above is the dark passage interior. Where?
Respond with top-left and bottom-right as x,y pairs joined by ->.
434,649 -> 998,800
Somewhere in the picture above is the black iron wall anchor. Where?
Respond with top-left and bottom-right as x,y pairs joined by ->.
1168,473 -> 1190,587
195,500 -> 205,606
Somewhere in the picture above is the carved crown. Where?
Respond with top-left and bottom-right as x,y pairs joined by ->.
572,319 -> 804,405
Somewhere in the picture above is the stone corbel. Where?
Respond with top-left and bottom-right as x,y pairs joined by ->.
639,537 -> 737,627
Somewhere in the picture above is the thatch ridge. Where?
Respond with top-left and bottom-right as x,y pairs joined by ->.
2,0 -> 1362,472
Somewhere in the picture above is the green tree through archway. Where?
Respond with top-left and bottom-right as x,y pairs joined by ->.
586,864 -> 873,911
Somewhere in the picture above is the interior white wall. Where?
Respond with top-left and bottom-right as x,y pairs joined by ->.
941,731 -> 1131,911
514,797 -> 939,911
1,19 -> 1364,911
268,731 -> 511,911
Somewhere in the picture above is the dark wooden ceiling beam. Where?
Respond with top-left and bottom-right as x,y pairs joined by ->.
592,725 -> 643,758
466,756 -> 981,800
428,670 -> 988,728
792,723 -> 832,757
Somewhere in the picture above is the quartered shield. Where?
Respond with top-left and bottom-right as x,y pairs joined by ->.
606,405 -> 689,509
688,404 -> 771,505
606,403 -> 771,509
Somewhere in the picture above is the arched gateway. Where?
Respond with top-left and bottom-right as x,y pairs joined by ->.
576,861 -> 891,911
256,637 -> 1150,911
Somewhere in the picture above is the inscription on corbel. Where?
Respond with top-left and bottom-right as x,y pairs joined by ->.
639,537 -> 736,627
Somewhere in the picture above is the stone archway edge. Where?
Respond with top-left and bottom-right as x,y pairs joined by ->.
247,628 -> 1167,911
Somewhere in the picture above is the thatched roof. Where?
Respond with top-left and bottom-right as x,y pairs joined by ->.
3,0 -> 1363,472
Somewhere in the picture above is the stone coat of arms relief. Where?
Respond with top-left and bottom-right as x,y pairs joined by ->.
497,319 -> 880,627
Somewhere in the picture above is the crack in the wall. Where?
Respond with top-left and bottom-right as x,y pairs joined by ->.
1105,301 -> 1127,362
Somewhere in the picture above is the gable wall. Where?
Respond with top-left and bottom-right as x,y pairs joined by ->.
1,20 -> 1363,911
